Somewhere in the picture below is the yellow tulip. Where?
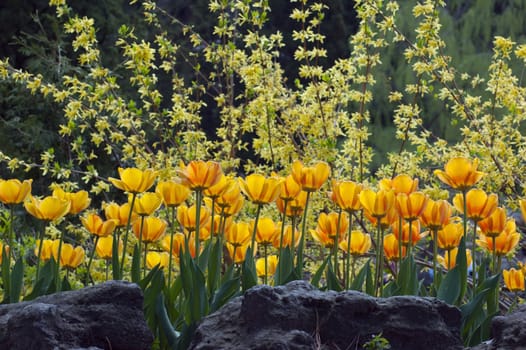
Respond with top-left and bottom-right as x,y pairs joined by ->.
161,233 -> 196,258
291,160 -> 330,192
156,180 -> 190,207
339,230 -> 371,256
239,174 -> 281,205
52,241 -> 85,269
435,222 -> 464,250
0,179 -> 32,204
434,157 -> 484,191
203,174 -> 229,199
109,167 -> 157,194
133,216 -> 167,243
391,220 -> 427,246
395,192 -> 428,221
256,255 -> 278,277
177,204 -> 210,231
177,160 -> 223,191
477,219 -> 520,256
438,247 -> 472,271
364,206 -> 398,230
379,174 -> 418,194
278,174 -> 302,201
226,241 -> 254,264
453,189 -> 498,222
253,217 -> 279,245
25,195 -> 71,222
503,268 -> 525,292
420,199 -> 451,230
104,202 -> 138,227
96,235 -> 122,260
215,178 -> 242,209
35,239 -> 56,262
359,189 -> 395,219
276,191 -> 308,218
520,198 -> 526,224
272,224 -> 300,249
330,180 -> 363,213
224,221 -> 251,247
478,207 -> 507,238
383,234 -> 405,262
52,188 -> 91,215
0,242 -> 9,264
146,251 -> 170,269
131,192 -> 163,216
81,213 -> 118,237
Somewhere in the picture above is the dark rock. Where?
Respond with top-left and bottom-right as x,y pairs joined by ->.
189,280 -> 463,350
0,280 -> 153,350
471,304 -> 526,350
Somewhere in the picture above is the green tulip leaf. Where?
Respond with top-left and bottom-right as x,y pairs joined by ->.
437,265 -> 461,305
311,255 -> 330,288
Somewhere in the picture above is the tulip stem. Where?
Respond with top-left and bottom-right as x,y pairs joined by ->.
345,213 -> 353,289
167,206 -> 176,287
297,191 -> 311,278
194,190 -> 203,258
137,215 -> 145,275
472,220 -> 478,291
333,209 -> 342,281
143,243 -> 148,278
264,244 -> 268,285
491,236 -> 496,275
7,204 -> 14,263
120,192 -> 137,278
375,220 -> 383,297
85,235 -> 100,285
35,223 -> 46,282
55,229 -> 65,291
250,204 -> 262,251
432,228 -> 439,294
278,200 -> 288,283
397,217 -> 403,274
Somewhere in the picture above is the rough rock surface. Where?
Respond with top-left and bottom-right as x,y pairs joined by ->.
0,280 -> 153,350
472,303 -> 526,350
189,280 -> 464,350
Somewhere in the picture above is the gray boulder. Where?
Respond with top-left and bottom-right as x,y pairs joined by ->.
0,280 -> 153,350
189,280 -> 464,350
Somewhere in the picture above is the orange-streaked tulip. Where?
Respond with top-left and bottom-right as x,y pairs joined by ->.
391,220 -> 427,246
35,239 -> 56,262
291,160 -> 330,192
383,234 -> 406,261
379,174 -> 418,194
133,216 -> 167,243
503,268 -> 525,292
478,207 -> 506,238
0,242 -> 9,264
278,174 -> 302,201
53,241 -> 85,269
224,221 -> 251,247
203,174 -> 229,199
177,160 -> 223,191
315,212 -> 349,239
272,224 -> 300,249
25,195 -> 71,222
81,213 -> 118,237
438,247 -> 472,270
239,174 -> 281,205
161,233 -> 196,258
215,178 -> 242,209
359,189 -> 395,219
96,235 -> 122,260
203,214 -> 233,237
131,192 -> 163,216
146,251 -> 170,269
520,199 -> 526,224
226,242 -> 255,264
52,188 -> 91,215
453,189 -> 498,222
109,167 -> 157,193
330,180 -> 363,213
256,255 -> 279,277
339,230 -> 371,256
434,157 -> 484,191
156,180 -> 191,207
420,199 -> 451,230
104,202 -> 139,227
0,179 -> 32,204
365,206 -> 398,230
177,204 -> 210,231
276,191 -> 308,218
395,192 -> 428,221
477,219 -> 520,256
253,217 -> 279,245
435,222 -> 464,250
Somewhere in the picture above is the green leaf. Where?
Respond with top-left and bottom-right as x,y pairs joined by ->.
210,276 -> 240,312
112,234 -> 121,280
456,237 -> 468,302
207,240 -> 222,296
131,244 -> 141,283
24,259 -> 55,301
197,240 -> 212,271
311,255 -> 330,288
1,246 -> 10,303
9,258 -> 24,303
397,255 -> 418,295
274,247 -> 295,286
326,261 -> 342,291
241,247 -> 257,291
437,266 -> 461,305
156,293 -> 180,348
350,259 -> 371,292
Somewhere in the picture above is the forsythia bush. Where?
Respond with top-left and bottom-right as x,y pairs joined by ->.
1,0 -> 526,349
